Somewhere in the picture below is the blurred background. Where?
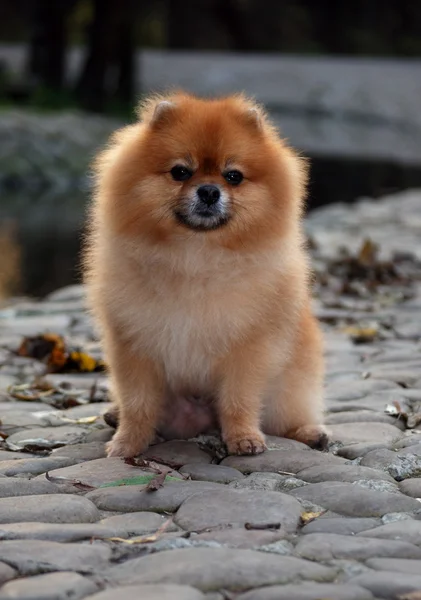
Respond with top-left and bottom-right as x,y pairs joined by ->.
0,0 -> 420,298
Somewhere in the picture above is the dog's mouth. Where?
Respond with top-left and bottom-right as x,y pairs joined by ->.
174,209 -> 231,231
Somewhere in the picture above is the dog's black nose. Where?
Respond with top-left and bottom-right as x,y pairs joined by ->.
197,185 -> 221,206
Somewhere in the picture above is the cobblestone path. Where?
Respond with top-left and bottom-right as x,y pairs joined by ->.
1,190 -> 421,600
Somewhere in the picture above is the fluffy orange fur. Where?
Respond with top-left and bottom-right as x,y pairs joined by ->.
84,92 -> 326,457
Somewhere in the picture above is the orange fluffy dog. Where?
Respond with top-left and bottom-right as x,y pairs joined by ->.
84,92 -> 327,458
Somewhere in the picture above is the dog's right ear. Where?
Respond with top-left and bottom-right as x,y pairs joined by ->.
138,98 -> 177,128
150,100 -> 177,127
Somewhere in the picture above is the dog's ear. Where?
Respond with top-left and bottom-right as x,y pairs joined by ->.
137,97 -> 177,127
150,100 -> 177,127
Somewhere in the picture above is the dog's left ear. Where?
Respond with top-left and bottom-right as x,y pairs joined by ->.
242,107 -> 263,132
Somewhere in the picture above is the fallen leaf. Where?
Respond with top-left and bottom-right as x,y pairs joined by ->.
105,517 -> 173,544
16,334 -> 106,374
146,471 -> 167,491
45,471 -> 96,491
358,238 -> 378,266
342,325 -> 378,344
300,511 -> 324,525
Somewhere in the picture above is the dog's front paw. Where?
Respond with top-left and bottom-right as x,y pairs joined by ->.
287,424 -> 329,451
106,432 -> 149,458
225,431 -> 267,455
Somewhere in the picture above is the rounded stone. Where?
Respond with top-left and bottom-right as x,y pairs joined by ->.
144,441 -> 212,467
349,571 -> 421,599
357,520 -> 421,544
0,457 -> 75,477
51,441 -> 107,463
5,426 -> 88,450
294,533 -> 421,561
0,479 -> 61,498
0,494 -> 99,524
108,547 -> 336,590
0,571 -> 99,599
0,540 -> 111,575
0,562 -> 16,586
179,463 -> 244,483
328,422 -> 403,445
301,518 -> 381,536
237,582 -> 374,600
174,488 -> 303,532
289,481 -> 421,517
100,512 -> 180,536
36,457 -> 163,487
86,481 -> 224,513
400,478 -> 421,497
84,584 -> 205,600
296,464 -> 394,484
221,449 -> 343,475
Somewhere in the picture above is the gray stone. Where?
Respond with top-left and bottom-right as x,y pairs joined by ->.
108,548 -> 336,590
237,583 -> 374,600
357,520 -> 421,544
144,441 -> 212,467
86,481 -> 224,513
325,411 -> 405,429
301,517 -> 381,535
36,457 -> 168,487
0,540 -> 111,575
294,532 -> 421,561
337,443 -> 391,460
5,426 -> 88,450
100,512 -> 180,535
179,463 -> 244,483
263,437 -> 310,451
289,481 -> 421,517
366,558 -> 421,574
0,571 -> 99,599
328,423 -> 403,445
174,488 -> 303,532
352,479 -> 400,494
326,378 -> 398,402
229,472 -> 290,491
0,456 -> 75,477
84,429 -> 113,443
84,584 -> 205,600
192,528 -> 286,549
349,572 -> 421,599
0,479 -> 62,498
0,450 -> 38,460
0,562 -> 16,586
221,449 -> 343,474
0,494 -> 99,523
361,448 -> 421,480
400,478 -> 421,497
296,464 -> 394,484
50,442 -> 107,463
0,522 -> 125,542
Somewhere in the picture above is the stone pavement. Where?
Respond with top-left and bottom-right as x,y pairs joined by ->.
0,190 -> 421,600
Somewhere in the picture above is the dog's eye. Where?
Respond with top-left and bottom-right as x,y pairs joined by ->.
171,165 -> 192,182
224,170 -> 243,185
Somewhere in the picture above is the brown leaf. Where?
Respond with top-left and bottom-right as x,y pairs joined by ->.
45,471 -> 96,491
146,471 -> 167,491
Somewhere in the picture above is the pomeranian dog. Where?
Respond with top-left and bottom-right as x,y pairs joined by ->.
84,92 -> 327,458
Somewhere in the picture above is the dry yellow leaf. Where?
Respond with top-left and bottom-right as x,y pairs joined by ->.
300,511 -> 323,524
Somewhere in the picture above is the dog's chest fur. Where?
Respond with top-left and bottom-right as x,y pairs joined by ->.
107,238 -> 283,389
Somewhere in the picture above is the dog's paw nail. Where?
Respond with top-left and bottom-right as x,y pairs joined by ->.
227,436 -> 267,456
